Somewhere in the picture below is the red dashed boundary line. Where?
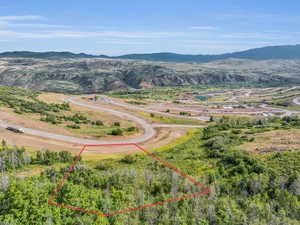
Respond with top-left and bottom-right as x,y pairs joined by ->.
48,143 -> 212,216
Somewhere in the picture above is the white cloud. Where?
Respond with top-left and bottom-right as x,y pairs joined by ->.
0,15 -> 186,39
220,32 -> 289,40
0,15 -> 71,30
7,23 -> 71,28
189,26 -> 217,30
0,15 -> 42,21
0,15 -> 297,56
0,29 -> 186,39
0,22 -> 71,29
0,30 -> 85,39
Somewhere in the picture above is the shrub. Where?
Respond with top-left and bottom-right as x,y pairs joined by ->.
179,111 -> 189,116
43,114 -> 58,124
127,126 -> 137,132
66,124 -> 81,129
111,128 -> 123,136
95,120 -> 104,126
126,100 -> 147,105
58,151 -> 74,163
95,163 -> 111,170
120,155 -> 136,164
35,150 -> 75,165
232,129 -> 242,134
113,122 -> 120,127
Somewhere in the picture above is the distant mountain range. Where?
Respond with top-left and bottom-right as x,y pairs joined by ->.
1,44 -> 300,63
0,51 -> 106,59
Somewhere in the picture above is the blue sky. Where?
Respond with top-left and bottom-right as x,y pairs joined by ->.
0,0 -> 299,55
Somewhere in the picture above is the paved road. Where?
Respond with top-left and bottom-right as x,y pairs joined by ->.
65,96 -> 157,144
280,86 -> 300,93
152,124 -> 206,128
100,95 -> 279,116
0,96 -> 208,145
260,104 -> 291,117
100,95 -> 211,121
227,89 -> 252,102
0,97 -> 156,145
1,94 -> 299,145
293,97 -> 300,106
101,94 -> 300,118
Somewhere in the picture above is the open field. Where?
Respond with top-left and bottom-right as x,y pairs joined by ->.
137,111 -> 208,125
239,129 -> 300,153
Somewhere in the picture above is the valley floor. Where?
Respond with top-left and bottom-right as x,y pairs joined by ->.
1,86 -> 300,155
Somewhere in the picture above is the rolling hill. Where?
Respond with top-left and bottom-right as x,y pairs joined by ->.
117,45 -> 300,62
0,57 -> 299,93
1,44 -> 300,63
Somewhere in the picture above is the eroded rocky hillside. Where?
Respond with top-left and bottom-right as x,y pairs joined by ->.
0,57 -> 299,93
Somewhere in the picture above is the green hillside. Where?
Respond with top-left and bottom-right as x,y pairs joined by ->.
1,116 -> 300,224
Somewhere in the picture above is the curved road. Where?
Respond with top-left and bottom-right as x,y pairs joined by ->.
100,95 -> 211,121
293,97 -> 300,106
0,97 -> 156,145
0,96 -> 206,145
0,94 -> 298,145
65,96 -> 156,144
100,95 -> 289,116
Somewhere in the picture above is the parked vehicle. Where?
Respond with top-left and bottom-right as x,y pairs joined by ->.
6,126 -> 24,133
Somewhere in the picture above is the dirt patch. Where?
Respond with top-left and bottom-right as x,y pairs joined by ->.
0,128 -> 79,153
37,92 -> 66,103
141,127 -> 189,150
82,127 -> 189,156
38,93 -> 141,129
0,103 -> 142,141
0,124 -> 193,159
